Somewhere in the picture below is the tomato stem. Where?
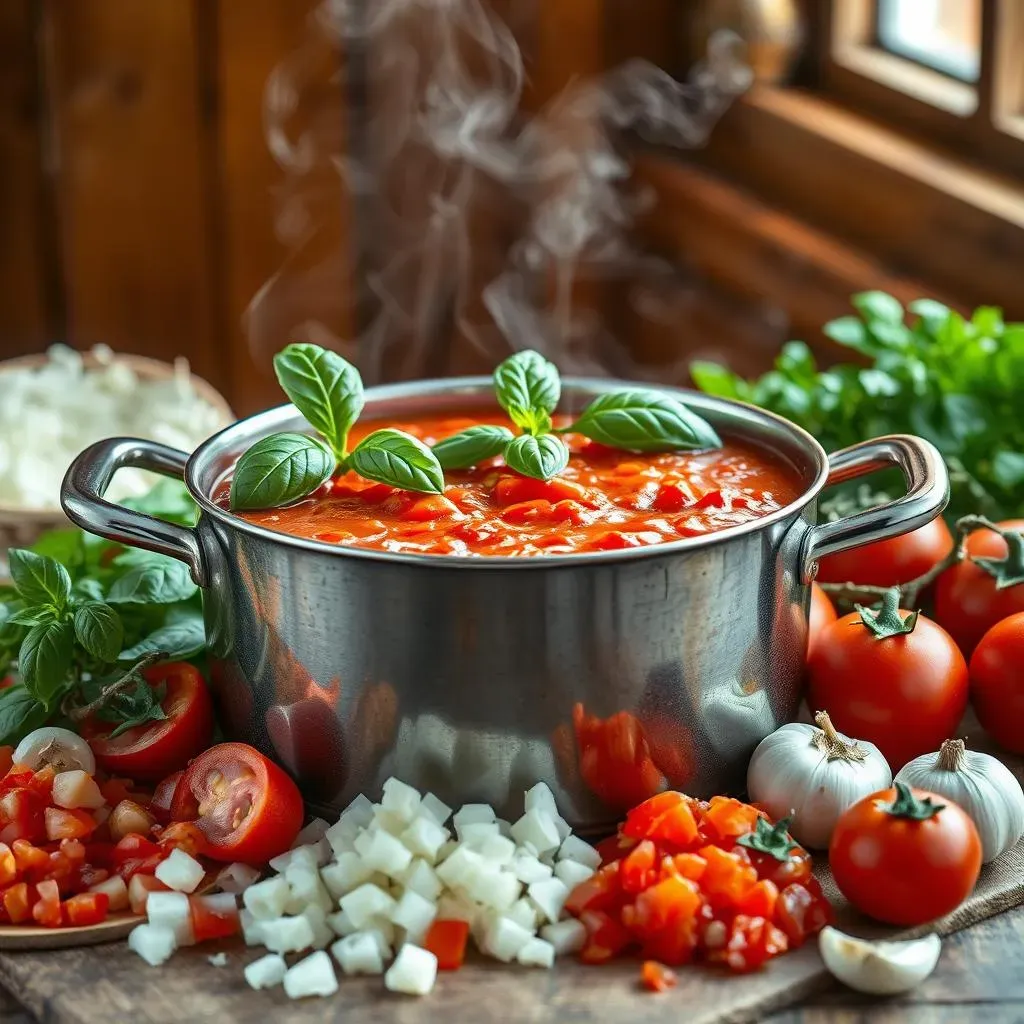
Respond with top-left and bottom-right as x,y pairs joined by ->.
818,514 -> 1018,607
811,710 -> 867,762
736,815 -> 799,862
854,588 -> 918,639
63,651 -> 169,723
937,738 -> 967,773
883,781 -> 945,821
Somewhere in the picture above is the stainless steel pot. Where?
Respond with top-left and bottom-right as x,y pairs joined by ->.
61,378 -> 948,834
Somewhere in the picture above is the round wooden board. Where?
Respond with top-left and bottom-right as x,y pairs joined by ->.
0,912 -> 141,951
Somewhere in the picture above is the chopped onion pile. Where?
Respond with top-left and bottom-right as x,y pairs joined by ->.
0,344 -> 224,510
128,778 -> 598,999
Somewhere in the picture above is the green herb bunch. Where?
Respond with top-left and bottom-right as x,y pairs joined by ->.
433,350 -> 722,481
0,481 -> 206,744
231,344 -> 723,511
691,292 -> 1024,524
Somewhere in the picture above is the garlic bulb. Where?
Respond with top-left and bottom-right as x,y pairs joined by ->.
895,739 -> 1024,862
819,926 -> 941,995
13,727 -> 96,775
747,711 -> 892,849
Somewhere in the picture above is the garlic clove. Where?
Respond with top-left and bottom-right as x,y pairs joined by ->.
818,926 -> 941,995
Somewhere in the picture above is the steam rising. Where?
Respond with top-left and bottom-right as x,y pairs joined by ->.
247,0 -> 752,385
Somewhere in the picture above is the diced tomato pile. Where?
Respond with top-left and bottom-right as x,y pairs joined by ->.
564,792 -> 832,974
0,757 -> 216,929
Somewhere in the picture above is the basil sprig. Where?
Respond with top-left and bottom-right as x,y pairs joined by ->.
432,349 -> 722,482
230,344 -> 445,511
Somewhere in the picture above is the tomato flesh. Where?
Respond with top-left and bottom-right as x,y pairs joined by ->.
424,919 -> 470,970
565,792 -> 831,973
640,960 -> 677,992
172,743 -> 303,863
64,892 -> 109,927
189,895 -> 240,942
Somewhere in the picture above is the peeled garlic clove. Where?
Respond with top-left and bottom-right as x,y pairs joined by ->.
14,727 -> 95,775
819,926 -> 941,995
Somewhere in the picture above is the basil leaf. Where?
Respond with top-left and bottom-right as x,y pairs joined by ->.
853,290 -> 904,325
8,607 -> 59,628
74,602 -> 124,663
569,390 -> 722,452
8,550 -> 72,612
29,529 -> 85,568
19,620 -> 74,709
229,432 -> 335,512
432,425 -> 515,470
348,429 -> 445,494
107,561 -> 199,606
122,479 -> 198,527
106,702 -> 167,740
493,350 -> 561,435
119,611 -> 205,661
273,343 -> 364,458
0,686 -> 49,746
74,578 -> 106,603
0,604 -> 26,648
502,434 -> 569,481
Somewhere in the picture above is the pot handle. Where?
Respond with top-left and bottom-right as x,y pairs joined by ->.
61,437 -> 207,587
801,434 -> 948,583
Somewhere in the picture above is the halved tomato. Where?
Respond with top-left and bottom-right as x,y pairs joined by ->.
81,663 -> 214,780
170,743 -> 303,863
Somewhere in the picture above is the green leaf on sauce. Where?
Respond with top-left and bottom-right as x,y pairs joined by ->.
273,343 -> 364,459
568,390 -> 722,453
493,350 -> 561,436
347,429 -> 445,494
432,425 -> 515,470
229,432 -> 336,513
502,433 -> 569,481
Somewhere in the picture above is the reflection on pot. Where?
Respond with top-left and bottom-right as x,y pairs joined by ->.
700,677 -> 775,762
570,703 -> 697,812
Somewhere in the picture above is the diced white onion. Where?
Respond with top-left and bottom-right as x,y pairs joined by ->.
145,892 -> 194,946
384,944 -> 438,996
283,951 -> 338,999
154,849 -> 205,894
332,932 -> 385,975
244,954 -> 287,990
128,924 -> 178,967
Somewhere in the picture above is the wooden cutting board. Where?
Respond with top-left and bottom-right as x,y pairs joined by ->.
0,716 -> 1018,1024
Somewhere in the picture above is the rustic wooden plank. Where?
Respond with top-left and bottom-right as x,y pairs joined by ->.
216,0 -> 344,415
44,0 -> 225,389
0,0 -> 57,356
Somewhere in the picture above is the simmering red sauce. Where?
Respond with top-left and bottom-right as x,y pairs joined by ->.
222,411 -> 802,557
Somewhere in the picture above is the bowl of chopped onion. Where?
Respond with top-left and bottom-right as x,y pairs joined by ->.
0,346 -> 233,553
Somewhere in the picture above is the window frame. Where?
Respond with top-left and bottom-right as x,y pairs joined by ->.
812,0 -> 1024,177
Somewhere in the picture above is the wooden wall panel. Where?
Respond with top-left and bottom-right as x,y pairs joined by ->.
0,0 -> 56,355
43,0 -> 224,390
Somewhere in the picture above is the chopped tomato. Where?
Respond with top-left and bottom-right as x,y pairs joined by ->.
128,874 -> 169,916
563,863 -> 622,917
157,821 -> 209,859
170,743 -> 303,863
621,841 -> 658,893
640,960 -> 677,992
98,779 -> 136,807
12,839 -> 49,878
112,833 -> 164,880
593,833 -> 637,865
775,882 -> 832,945
0,842 -> 16,886
82,663 -> 215,781
736,879 -> 779,919
150,772 -> 183,822
622,791 -> 698,848
45,808 -> 97,843
189,895 -> 240,942
701,796 -> 762,843
64,892 -> 109,927
699,846 -> 757,905
579,909 -> 633,964
0,788 -> 45,843
2,882 -> 32,923
424,919 -> 470,970
661,852 -> 706,883
0,748 -> 12,779
32,879 -> 62,928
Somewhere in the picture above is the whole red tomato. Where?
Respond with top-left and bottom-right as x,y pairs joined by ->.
935,519 -> 1024,656
969,612 -> 1024,754
171,742 -> 303,863
807,583 -> 837,659
807,602 -> 968,769
830,784 -> 981,925
81,663 -> 214,780
815,518 -> 953,587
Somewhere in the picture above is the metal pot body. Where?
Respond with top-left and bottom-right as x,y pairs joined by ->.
62,378 -> 948,833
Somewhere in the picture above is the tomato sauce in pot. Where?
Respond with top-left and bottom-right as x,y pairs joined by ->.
221,411 -> 802,557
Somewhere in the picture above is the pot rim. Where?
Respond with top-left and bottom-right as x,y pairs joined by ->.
184,376 -> 830,569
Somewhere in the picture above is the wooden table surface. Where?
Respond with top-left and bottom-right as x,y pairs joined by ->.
0,902 -> 1017,1023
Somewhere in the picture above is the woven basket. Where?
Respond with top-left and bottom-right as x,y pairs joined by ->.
0,352 -> 234,555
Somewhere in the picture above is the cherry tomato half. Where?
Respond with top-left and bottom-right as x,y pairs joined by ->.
807,608 -> 967,769
82,663 -> 214,780
830,785 -> 981,926
935,519 -> 1024,656
170,743 -> 303,863
816,517 -> 953,588
969,612 -> 1024,754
